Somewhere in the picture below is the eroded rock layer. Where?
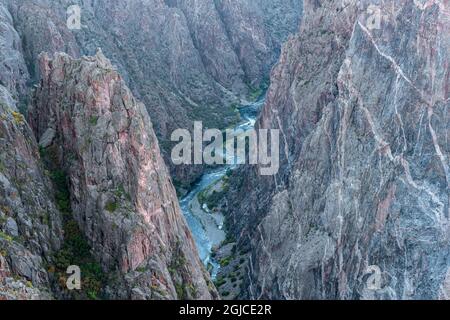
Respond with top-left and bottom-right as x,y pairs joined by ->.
0,85 -> 63,300
4,0 -> 302,185
225,0 -> 450,300
28,51 -> 218,299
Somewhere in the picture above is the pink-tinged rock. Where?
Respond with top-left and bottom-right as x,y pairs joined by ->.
29,51 -> 217,300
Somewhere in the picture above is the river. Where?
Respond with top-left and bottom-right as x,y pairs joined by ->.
179,97 -> 265,279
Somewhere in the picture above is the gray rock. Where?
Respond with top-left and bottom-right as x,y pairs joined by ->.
0,3 -> 29,101
224,0 -> 450,300
30,52 -> 218,300
0,80 -> 62,300
38,128 -> 56,148
5,218 -> 18,237
5,0 -> 301,185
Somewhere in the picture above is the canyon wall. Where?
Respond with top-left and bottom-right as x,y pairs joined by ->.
1,4 -> 63,299
28,51 -> 217,299
0,84 -> 64,300
225,0 -> 450,300
1,1 -> 218,299
3,0 -> 302,186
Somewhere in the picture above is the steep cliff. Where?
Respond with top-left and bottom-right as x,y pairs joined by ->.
225,0 -> 450,300
0,84 -> 64,299
28,51 -> 217,299
0,4 -> 64,299
0,4 -> 29,102
5,0 -> 302,186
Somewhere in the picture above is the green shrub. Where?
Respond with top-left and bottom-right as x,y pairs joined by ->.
175,283 -> 186,299
52,220 -> 105,300
105,201 -> 118,213
0,231 -> 13,243
50,170 -> 71,214
188,283 -> 198,297
214,277 -> 226,288
115,184 -> 131,201
11,111 -> 24,125
248,85 -> 263,101
136,266 -> 146,273
40,212 -> 50,226
220,256 -> 232,267
89,116 -> 99,126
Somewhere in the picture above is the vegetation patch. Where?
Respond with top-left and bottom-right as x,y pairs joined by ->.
168,240 -> 198,299
50,170 -> 71,214
105,201 -> 118,213
0,231 -> 13,243
214,277 -> 226,288
11,111 -> 24,125
40,149 -> 106,300
51,207 -> 106,300
219,256 -> 232,267
115,184 -> 131,201
198,172 -> 231,211
89,116 -> 99,126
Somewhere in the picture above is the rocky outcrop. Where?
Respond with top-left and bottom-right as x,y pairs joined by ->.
213,0 -> 303,88
225,0 -> 450,300
29,51 -> 217,299
0,84 -> 63,300
0,3 -> 29,102
4,0 -> 301,185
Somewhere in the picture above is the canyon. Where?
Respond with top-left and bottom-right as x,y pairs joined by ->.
1,0 -> 449,301
0,0 -> 300,300
3,0 -> 302,189
221,0 -> 450,300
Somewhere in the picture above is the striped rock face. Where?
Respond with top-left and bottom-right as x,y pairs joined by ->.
5,0 -> 302,187
223,0 -> 450,300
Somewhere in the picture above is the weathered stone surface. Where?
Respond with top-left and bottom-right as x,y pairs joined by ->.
4,217 -> 18,237
0,2 -> 29,101
38,128 -> 56,148
29,51 -> 218,299
225,0 -> 450,300
5,0 -> 301,185
0,84 -> 64,300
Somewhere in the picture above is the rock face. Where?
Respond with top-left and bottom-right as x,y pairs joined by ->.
1,0 -> 221,299
0,4 -> 29,102
29,51 -> 217,299
1,3 -> 64,299
0,84 -> 63,300
5,0 -> 302,185
225,0 -> 450,300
